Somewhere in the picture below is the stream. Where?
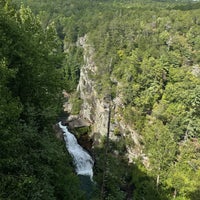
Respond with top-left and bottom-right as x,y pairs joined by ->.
58,122 -> 94,198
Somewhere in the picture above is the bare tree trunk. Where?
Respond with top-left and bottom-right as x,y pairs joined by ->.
156,174 -> 160,189
173,189 -> 177,198
101,58 -> 113,199
101,102 -> 112,199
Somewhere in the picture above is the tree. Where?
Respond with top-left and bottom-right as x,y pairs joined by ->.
143,119 -> 177,189
165,140 -> 200,200
0,2 -> 84,199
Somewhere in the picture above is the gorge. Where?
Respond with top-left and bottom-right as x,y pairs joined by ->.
2,0 -> 200,199
70,35 -> 145,163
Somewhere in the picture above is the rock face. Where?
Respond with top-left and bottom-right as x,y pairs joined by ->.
77,36 -> 109,137
76,35 -> 145,163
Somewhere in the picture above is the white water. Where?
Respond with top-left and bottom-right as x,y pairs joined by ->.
58,122 -> 94,180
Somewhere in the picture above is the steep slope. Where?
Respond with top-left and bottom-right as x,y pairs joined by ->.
0,3 -> 84,199
77,35 -> 145,163
10,0 -> 200,199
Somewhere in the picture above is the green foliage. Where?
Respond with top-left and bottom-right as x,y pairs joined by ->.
93,144 -> 128,199
10,0 -> 200,199
69,92 -> 83,115
143,119 -> 177,190
82,0 -> 200,199
165,140 -> 200,200
0,2 -> 84,199
64,46 -> 83,92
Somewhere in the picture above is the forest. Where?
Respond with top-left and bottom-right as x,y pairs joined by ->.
1,0 -> 200,199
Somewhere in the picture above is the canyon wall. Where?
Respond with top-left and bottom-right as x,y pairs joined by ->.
75,36 -> 146,163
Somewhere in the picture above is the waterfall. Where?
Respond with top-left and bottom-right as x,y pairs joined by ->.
58,122 -> 94,180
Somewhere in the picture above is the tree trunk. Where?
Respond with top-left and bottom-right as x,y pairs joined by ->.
156,174 -> 160,189
101,102 -> 112,199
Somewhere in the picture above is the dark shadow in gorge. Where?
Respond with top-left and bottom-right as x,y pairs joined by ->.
91,139 -> 171,200
78,175 -> 94,200
172,2 -> 200,11
189,188 -> 200,200
66,126 -> 172,200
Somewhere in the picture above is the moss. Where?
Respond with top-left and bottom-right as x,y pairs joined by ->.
73,126 -> 91,137
113,127 -> 121,136
70,92 -> 83,115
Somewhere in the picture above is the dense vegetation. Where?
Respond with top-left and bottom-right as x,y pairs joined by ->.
88,1 -> 200,199
0,1 -> 85,199
2,0 -> 200,199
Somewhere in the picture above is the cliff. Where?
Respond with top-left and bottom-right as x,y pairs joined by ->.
74,36 -> 146,163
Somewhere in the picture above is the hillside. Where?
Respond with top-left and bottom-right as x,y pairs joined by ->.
3,0 -> 200,199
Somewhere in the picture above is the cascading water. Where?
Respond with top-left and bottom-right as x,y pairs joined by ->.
58,122 -> 94,181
